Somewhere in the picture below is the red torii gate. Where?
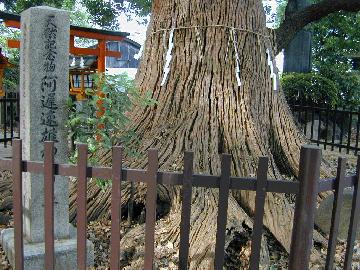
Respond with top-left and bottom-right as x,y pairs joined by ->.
0,11 -> 128,73
0,10 -> 129,115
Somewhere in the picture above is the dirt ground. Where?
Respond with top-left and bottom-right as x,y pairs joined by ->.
0,147 -> 359,269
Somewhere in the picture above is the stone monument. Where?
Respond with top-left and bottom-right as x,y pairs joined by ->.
283,0 -> 312,73
315,188 -> 360,240
1,6 -> 93,269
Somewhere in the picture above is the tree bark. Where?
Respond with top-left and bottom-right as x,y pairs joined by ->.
68,0 -> 329,267
0,0 -> 342,268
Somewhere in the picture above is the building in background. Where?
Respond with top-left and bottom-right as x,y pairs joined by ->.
68,37 -> 141,100
106,38 -> 141,78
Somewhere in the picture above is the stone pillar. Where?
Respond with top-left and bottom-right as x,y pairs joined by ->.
1,6 -> 93,270
20,5 -> 70,243
283,0 -> 312,73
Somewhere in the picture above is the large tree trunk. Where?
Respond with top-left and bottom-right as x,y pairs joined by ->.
69,0 -> 326,268
123,0 -> 303,251
0,0 -> 332,268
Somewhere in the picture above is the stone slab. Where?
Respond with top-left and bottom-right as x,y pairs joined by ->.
19,6 -> 70,243
315,188 -> 360,240
1,228 -> 94,270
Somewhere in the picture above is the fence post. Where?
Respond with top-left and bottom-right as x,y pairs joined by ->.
12,139 -> 23,270
355,106 -> 360,155
289,145 -> 321,270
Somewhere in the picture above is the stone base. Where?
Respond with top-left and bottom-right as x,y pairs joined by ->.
1,228 -> 94,270
315,188 -> 360,240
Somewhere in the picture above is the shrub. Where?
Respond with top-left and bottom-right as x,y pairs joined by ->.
322,71 -> 360,110
281,72 -> 339,108
66,72 -> 157,163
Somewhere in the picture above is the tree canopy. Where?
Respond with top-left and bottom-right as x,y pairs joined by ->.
0,1 -> 360,268
310,11 -> 360,108
1,0 -> 360,43
0,0 -> 151,28
312,11 -> 360,74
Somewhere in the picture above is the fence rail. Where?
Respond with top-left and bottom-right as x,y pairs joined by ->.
1,139 -> 360,269
290,104 -> 360,154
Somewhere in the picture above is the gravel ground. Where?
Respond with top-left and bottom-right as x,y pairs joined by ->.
1,215 -> 360,269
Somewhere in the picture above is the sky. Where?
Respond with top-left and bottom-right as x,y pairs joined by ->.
118,13 -> 149,45
0,1 -> 283,72
118,1 -> 279,44
117,1 -> 284,72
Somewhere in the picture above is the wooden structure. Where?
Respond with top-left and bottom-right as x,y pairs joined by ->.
69,56 -> 97,100
69,69 -> 96,101
0,11 -> 129,102
2,140 -> 360,269
0,48 -> 14,97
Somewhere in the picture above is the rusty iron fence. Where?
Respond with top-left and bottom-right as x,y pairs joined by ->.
0,98 -> 20,147
290,104 -> 360,155
1,139 -> 360,269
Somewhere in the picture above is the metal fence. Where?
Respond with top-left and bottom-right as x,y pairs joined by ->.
290,104 -> 360,154
0,98 -> 20,147
1,140 -> 360,269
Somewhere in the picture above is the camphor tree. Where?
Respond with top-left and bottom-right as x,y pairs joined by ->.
66,0 -> 360,268
1,0 -> 360,268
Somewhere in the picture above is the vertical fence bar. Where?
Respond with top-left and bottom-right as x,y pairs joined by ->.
347,112 -> 353,154
110,146 -> 123,270
127,181 -> 134,224
311,109 -> 315,140
249,157 -> 269,270
343,156 -> 360,270
339,110 -> 345,153
77,144 -> 88,270
179,151 -> 194,270
12,139 -> 23,270
325,157 -> 347,269
324,107 -> 329,150
304,108 -> 308,136
44,141 -> 55,270
317,109 -> 321,146
10,100 -> 14,144
3,98 -> 7,148
214,154 -> 232,270
17,98 -> 20,138
289,145 -> 321,270
355,107 -> 360,155
332,108 -> 337,151
144,149 -> 158,270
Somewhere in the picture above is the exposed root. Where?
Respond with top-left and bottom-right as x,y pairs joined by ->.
120,187 -> 270,270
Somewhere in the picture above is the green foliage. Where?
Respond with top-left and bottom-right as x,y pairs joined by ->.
1,0 -> 151,28
82,0 -> 119,29
4,0 -> 70,12
281,73 -> 339,107
274,0 -> 288,28
117,0 -> 152,17
262,0 -> 288,28
310,11 -> 360,109
326,72 -> 360,109
311,12 -> 360,74
67,73 -> 157,188
66,73 -> 157,164
0,23 -> 20,91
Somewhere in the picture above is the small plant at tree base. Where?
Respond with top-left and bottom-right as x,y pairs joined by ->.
66,73 -> 157,187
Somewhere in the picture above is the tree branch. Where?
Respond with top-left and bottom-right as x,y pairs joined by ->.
275,0 -> 360,54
